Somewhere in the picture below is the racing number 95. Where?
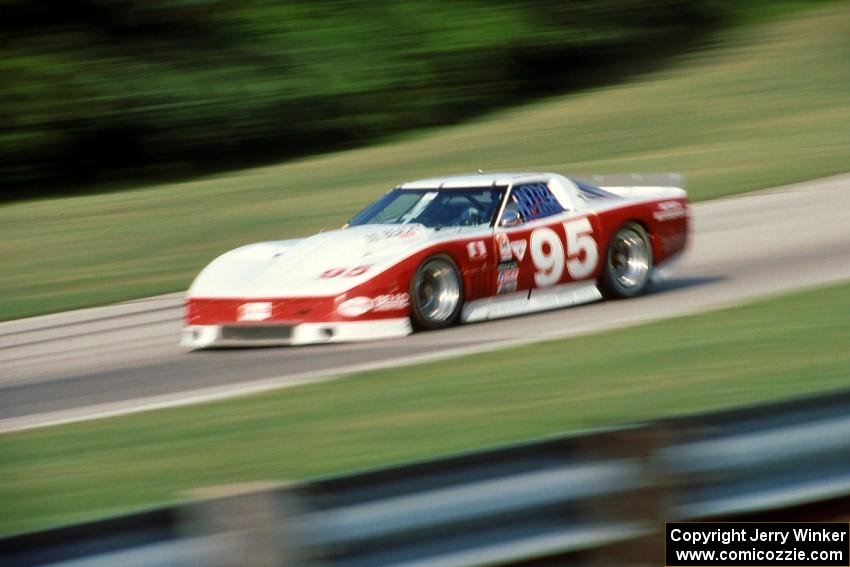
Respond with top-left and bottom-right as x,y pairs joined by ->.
530,218 -> 599,287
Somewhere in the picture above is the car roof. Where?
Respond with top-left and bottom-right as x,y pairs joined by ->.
398,172 -> 552,189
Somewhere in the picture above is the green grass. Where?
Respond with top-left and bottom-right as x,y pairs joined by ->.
2,3 -> 850,320
1,280 -> 848,535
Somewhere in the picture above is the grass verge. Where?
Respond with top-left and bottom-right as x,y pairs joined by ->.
1,4 -> 849,320
1,279 -> 848,535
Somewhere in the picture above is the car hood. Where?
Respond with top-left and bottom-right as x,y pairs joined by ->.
188,224 -> 457,298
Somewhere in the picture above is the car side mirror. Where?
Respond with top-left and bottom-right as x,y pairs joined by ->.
499,209 -> 522,227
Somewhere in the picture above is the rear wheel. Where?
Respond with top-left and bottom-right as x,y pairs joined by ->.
410,255 -> 463,330
600,222 -> 653,299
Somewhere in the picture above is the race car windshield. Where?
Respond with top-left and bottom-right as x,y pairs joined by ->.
349,187 -> 507,228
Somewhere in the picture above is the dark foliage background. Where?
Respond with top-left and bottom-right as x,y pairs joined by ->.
0,0 -> 730,199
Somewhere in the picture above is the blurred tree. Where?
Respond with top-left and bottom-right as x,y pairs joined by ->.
0,0 -> 729,199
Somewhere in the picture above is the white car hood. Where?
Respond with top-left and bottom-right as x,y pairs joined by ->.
188,224 -> 478,298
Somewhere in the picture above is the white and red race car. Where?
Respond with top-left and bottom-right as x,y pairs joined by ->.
182,172 -> 689,348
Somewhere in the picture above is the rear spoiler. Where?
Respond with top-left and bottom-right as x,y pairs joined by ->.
574,172 -> 685,188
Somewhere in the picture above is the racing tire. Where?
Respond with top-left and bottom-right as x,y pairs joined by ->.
599,222 -> 653,299
410,254 -> 464,330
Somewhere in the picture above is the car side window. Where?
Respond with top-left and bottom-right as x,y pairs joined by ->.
509,183 -> 564,222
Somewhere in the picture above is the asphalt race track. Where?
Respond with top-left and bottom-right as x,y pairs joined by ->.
2,174 -> 849,433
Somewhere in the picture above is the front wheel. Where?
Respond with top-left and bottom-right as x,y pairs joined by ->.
410,255 -> 463,330
599,222 -> 653,299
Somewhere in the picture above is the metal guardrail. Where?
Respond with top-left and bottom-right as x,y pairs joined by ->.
2,390 -> 849,567
0,508 -> 183,567
661,391 -> 850,520
297,425 -> 658,567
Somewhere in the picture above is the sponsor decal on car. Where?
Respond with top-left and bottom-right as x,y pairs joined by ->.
653,201 -> 687,222
319,265 -> 372,279
337,296 -> 374,317
496,233 -> 512,261
496,261 -> 519,294
366,225 -> 421,242
373,293 -> 410,311
510,239 -> 527,261
337,293 -> 410,317
237,302 -> 273,322
320,267 -> 346,279
466,240 -> 487,259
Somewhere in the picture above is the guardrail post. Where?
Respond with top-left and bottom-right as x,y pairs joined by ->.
180,481 -> 307,567
576,425 -> 673,567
